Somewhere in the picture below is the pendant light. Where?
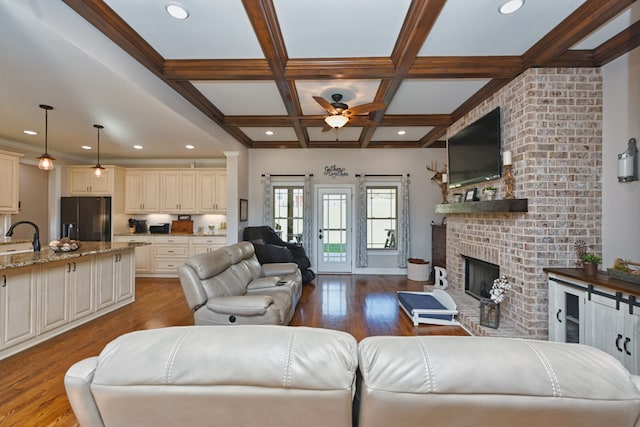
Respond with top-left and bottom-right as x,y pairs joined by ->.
91,124 -> 105,178
37,104 -> 55,170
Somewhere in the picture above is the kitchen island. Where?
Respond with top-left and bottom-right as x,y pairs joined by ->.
0,242 -> 146,360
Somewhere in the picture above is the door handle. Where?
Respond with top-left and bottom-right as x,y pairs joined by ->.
623,337 -> 631,356
616,334 -> 623,352
556,309 -> 562,322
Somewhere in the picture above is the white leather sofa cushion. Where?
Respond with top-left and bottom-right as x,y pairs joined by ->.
65,325 -> 358,427
357,336 -> 640,427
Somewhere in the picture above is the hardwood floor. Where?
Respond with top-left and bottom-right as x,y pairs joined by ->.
0,275 -> 466,426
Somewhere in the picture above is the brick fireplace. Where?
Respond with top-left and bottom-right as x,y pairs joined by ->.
443,68 -> 603,339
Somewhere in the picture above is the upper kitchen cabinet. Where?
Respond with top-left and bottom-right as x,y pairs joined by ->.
66,166 -> 122,196
197,170 -> 226,214
161,170 -> 197,213
125,170 -> 160,214
0,150 -> 23,213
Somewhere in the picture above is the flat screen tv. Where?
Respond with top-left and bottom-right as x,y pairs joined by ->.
447,107 -> 502,188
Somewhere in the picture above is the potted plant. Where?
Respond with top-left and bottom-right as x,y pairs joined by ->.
581,253 -> 602,275
483,186 -> 497,200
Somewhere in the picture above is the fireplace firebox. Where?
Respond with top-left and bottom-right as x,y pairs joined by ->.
464,256 -> 499,300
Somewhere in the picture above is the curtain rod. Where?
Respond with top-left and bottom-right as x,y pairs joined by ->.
261,174 -> 313,177
355,174 -> 409,177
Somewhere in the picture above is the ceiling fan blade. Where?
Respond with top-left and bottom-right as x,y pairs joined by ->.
344,101 -> 385,116
322,122 -> 334,132
313,96 -> 337,114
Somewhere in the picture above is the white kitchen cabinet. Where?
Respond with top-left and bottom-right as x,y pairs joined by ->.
114,236 -> 152,273
114,250 -> 135,302
0,150 -> 22,213
586,292 -> 639,375
548,276 -> 586,344
39,261 -> 69,332
125,170 -> 160,213
162,170 -> 197,213
39,256 -> 94,330
191,236 -> 226,255
96,253 -> 117,310
197,170 -> 226,213
0,267 -> 37,349
67,166 -> 114,195
153,236 -> 190,274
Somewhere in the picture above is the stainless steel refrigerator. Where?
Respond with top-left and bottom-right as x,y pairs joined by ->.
60,197 -> 111,241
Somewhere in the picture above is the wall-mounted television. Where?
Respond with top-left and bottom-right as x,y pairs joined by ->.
447,107 -> 502,188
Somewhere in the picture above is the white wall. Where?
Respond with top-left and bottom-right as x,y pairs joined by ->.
602,46 -> 640,267
247,148 -> 447,272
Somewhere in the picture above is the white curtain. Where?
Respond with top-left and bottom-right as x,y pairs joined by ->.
302,175 -> 313,262
262,174 -> 272,226
356,174 -> 368,267
397,174 -> 410,268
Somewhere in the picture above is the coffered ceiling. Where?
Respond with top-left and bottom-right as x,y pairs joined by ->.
1,0 -> 639,162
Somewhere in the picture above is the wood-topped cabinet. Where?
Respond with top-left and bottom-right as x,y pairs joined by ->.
547,270 -> 640,375
0,150 -> 22,213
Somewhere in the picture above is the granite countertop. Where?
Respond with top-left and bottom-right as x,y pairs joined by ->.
0,241 -> 149,271
0,239 -> 31,246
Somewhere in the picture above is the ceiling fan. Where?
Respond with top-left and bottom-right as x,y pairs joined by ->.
313,94 -> 385,131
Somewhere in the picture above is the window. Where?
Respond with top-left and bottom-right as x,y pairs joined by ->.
273,186 -> 304,243
366,186 -> 397,249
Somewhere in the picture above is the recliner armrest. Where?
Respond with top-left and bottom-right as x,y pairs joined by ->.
262,262 -> 299,277
247,276 -> 281,290
64,357 -> 105,427
206,295 -> 274,316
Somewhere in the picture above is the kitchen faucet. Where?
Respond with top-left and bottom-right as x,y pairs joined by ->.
6,221 -> 41,252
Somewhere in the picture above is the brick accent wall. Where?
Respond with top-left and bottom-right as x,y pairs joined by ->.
446,68 -> 602,338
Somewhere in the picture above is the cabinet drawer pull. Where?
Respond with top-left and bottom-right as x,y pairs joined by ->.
623,337 -> 631,356
616,334 -> 623,352
2,275 -> 6,287
67,263 -> 72,273
556,309 -> 562,323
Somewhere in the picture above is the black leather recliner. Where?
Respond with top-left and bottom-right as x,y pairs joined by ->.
243,226 -> 316,284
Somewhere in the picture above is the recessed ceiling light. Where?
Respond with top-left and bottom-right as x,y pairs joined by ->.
265,130 -> 274,136
166,3 -> 189,20
24,130 -> 38,135
81,145 -> 92,150
133,145 -> 143,150
397,130 -> 407,135
499,0 -> 524,14
185,144 -> 195,149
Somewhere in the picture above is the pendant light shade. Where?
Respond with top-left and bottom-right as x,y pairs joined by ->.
92,124 -> 105,178
37,104 -> 55,170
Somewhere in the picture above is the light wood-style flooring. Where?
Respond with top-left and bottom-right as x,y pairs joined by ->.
0,275 -> 466,426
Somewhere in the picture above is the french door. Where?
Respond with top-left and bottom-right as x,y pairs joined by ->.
316,187 -> 353,273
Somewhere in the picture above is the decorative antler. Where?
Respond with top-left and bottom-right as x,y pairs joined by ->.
426,162 -> 449,203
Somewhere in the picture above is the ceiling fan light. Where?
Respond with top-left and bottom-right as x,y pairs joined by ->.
324,115 -> 349,129
499,0 -> 524,14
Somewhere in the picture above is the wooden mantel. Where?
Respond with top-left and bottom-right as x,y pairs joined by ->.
435,198 -> 528,214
